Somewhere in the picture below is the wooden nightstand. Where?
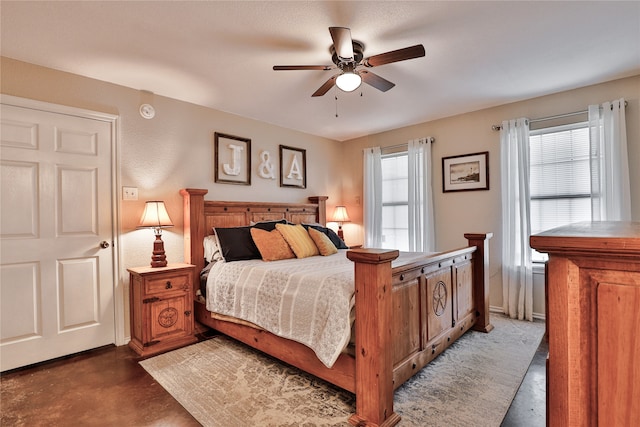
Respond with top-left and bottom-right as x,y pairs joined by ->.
127,263 -> 197,357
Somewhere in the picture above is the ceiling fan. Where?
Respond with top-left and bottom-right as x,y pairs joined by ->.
273,27 -> 426,97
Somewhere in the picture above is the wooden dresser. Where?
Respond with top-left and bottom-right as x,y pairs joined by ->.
530,222 -> 640,426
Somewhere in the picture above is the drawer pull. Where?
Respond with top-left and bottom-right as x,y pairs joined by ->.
185,310 -> 192,317
166,281 -> 172,289
143,297 -> 160,304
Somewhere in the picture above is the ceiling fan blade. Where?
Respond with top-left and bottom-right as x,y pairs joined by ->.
363,44 -> 425,67
273,65 -> 333,71
329,27 -> 354,60
360,70 -> 395,92
312,75 -> 337,97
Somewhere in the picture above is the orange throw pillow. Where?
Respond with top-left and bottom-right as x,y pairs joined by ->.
250,228 -> 295,261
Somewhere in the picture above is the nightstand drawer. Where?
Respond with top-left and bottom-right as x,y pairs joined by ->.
145,272 -> 190,295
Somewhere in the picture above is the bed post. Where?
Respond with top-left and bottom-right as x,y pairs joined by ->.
465,232 -> 494,333
180,188 -> 208,274
308,196 -> 328,226
346,248 -> 401,427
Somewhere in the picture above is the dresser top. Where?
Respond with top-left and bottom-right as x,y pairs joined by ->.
530,221 -> 640,254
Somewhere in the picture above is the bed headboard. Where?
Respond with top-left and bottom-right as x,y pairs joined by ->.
180,188 -> 328,273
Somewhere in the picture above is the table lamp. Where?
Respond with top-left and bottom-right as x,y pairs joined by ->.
138,201 -> 173,267
331,206 -> 350,240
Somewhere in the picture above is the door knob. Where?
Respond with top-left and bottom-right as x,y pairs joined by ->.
100,241 -> 110,249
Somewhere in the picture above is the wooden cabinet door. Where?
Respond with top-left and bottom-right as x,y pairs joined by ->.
148,295 -> 192,343
597,279 -> 640,425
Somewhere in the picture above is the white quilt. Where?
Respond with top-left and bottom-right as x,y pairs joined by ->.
206,249 -> 432,368
206,250 -> 354,368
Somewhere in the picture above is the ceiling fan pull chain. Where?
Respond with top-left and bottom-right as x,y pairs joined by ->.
335,94 -> 339,117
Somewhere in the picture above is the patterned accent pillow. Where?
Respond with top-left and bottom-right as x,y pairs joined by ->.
308,227 -> 338,256
250,228 -> 295,261
203,235 -> 223,263
275,223 -> 319,258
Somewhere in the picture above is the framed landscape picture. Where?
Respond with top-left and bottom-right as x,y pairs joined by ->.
442,151 -> 489,192
214,132 -> 251,185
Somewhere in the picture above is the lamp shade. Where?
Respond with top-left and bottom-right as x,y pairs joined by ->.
331,206 -> 351,223
138,201 -> 173,229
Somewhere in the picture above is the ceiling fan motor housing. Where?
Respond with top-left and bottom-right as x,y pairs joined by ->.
331,41 -> 365,67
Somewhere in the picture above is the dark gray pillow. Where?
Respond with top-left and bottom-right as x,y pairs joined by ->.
302,224 -> 348,249
214,226 -> 260,261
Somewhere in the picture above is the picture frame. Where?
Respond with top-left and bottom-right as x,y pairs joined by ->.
214,132 -> 251,185
442,151 -> 489,192
279,145 -> 306,189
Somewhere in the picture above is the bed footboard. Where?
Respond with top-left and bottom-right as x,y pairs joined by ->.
347,233 -> 492,427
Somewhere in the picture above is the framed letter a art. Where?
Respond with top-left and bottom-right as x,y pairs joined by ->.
279,145 -> 306,189
214,132 -> 251,185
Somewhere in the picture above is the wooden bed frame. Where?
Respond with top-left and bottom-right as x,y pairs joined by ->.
181,188 -> 493,427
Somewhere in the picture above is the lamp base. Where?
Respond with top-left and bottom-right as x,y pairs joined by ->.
337,225 -> 344,240
150,234 -> 167,268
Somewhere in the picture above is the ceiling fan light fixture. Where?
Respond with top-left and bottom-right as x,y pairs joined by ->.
335,64 -> 362,92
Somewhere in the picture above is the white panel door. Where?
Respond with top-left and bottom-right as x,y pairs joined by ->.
0,101 -> 116,371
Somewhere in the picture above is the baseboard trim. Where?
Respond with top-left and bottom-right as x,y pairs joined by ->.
489,305 -> 546,321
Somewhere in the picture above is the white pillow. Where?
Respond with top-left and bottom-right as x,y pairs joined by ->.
203,235 -> 223,263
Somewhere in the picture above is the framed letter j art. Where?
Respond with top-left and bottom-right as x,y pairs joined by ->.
214,132 -> 251,185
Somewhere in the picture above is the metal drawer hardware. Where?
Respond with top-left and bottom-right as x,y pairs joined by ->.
143,297 -> 161,304
166,281 -> 172,289
184,310 -> 192,316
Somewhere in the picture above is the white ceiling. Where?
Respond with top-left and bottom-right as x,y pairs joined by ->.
2,1 -> 639,141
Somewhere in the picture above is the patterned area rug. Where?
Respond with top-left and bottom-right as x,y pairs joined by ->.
140,314 -> 544,427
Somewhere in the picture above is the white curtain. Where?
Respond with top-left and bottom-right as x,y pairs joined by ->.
363,147 -> 383,247
500,118 -> 533,321
589,98 -> 631,221
408,138 -> 435,252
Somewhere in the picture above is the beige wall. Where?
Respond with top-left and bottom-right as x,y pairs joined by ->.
340,75 -> 640,316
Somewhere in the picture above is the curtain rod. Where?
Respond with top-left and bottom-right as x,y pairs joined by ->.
491,100 -> 628,131
381,137 -> 436,152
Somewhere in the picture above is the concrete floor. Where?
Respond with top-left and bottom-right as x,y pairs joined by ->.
1,332 -> 547,426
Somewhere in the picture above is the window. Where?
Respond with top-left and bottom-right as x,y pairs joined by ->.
381,152 -> 409,251
529,122 -> 591,261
